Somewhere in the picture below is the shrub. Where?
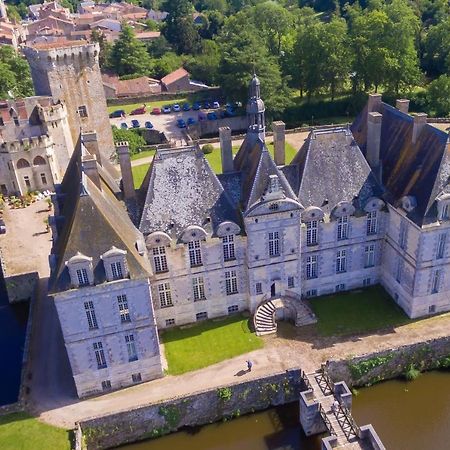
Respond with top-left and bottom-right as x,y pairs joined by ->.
405,364 -> 421,381
202,144 -> 214,154
217,387 -> 232,401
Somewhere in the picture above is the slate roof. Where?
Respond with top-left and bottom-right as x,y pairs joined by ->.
291,127 -> 382,215
50,137 -> 150,293
138,146 -> 241,236
352,102 -> 450,225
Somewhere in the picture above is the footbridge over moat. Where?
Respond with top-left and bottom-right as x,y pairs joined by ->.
299,367 -> 386,450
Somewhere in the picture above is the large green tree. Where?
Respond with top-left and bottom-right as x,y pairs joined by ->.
0,46 -> 33,98
90,29 -> 111,70
109,24 -> 153,76
426,75 -> 450,116
422,18 -> 450,77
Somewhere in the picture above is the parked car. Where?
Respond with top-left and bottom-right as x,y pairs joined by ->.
212,101 -> 220,109
145,121 -> 154,129
130,106 -> 146,115
202,101 -> 211,109
192,102 -> 201,110
131,119 -> 140,128
172,104 -> 181,112
198,111 -> 207,121
224,107 -> 236,117
187,117 -> 196,125
162,105 -> 171,113
120,122 -> 128,129
109,109 -> 125,118
0,219 -> 6,234
182,103 -> 191,111
207,112 -> 218,120
176,118 -> 186,128
152,107 -> 161,115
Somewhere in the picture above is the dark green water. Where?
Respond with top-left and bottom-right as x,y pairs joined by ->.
121,371 -> 450,450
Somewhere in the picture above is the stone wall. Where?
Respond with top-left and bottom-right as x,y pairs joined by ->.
4,272 -> 39,304
325,335 -> 450,387
78,368 -> 302,450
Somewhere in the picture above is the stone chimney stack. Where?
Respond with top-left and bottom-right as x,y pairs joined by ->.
396,99 -> 410,114
82,131 -> 101,163
82,153 -> 101,190
116,141 -> 135,202
367,112 -> 382,170
412,113 -> 427,144
219,127 -> 233,173
273,121 -> 286,166
367,93 -> 382,113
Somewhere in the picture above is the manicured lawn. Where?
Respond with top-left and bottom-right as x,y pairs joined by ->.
130,149 -> 155,161
161,314 -> 263,375
0,412 -> 70,450
132,163 -> 150,189
309,285 -> 412,337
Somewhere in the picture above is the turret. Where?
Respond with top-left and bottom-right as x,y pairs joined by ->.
246,74 -> 265,141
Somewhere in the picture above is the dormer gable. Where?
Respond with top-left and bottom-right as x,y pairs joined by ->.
65,252 -> 93,288
331,201 -> 355,219
264,174 -> 284,201
436,193 -> 450,221
100,246 -> 129,281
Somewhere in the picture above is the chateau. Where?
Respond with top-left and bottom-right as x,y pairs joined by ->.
16,41 -> 450,398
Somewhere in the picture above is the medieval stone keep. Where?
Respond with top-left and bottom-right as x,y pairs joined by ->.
48,70 -> 450,397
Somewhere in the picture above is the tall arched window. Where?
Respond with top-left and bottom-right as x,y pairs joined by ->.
33,156 -> 46,166
17,158 -> 30,169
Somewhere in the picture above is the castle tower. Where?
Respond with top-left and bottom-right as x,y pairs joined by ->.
246,73 -> 266,141
23,42 -> 114,163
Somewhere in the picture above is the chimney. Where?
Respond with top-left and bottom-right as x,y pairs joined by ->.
81,131 -> 101,163
273,121 -> 286,166
367,93 -> 382,113
412,113 -> 427,144
396,99 -> 410,114
367,112 -> 382,169
82,152 -> 101,190
116,141 -> 135,202
219,127 -> 233,173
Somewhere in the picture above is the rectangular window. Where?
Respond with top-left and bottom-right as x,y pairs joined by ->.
441,204 -> 449,220
14,117 -> 19,126
363,277 -> 371,287
84,301 -> 98,330
337,216 -> 349,240
431,269 -> 441,294
429,305 -> 436,314
268,231 -> 280,257
188,240 -> 202,267
117,294 -> 130,323
288,276 -> 295,289
93,341 -> 107,369
225,270 -> 238,295
336,250 -> 347,273
196,311 -> 208,321
396,260 -> 403,283
158,283 -> 173,308
40,173 -> 47,185
306,255 -> 318,279
306,220 -> 318,246
228,305 -> 239,314
24,175 -> 31,189
399,221 -> 408,250
77,105 -> 88,118
437,233 -> 446,259
255,282 -> 262,295
152,246 -> 168,273
366,211 -> 378,235
101,380 -> 111,391
222,235 -> 235,261
306,289 -> 317,298
125,334 -> 138,362
335,284 -> 345,292
192,276 -> 206,301
165,318 -> 175,326
364,244 -> 375,268
111,261 -> 124,280
132,373 -> 142,383
77,268 -> 89,285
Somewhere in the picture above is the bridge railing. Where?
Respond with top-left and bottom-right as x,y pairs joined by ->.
300,370 -> 313,391
319,404 -> 337,437
336,401 -> 360,439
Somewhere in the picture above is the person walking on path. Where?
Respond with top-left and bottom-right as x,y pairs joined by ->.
246,360 -> 253,372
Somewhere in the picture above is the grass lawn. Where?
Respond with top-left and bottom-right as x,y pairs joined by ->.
0,412 -> 70,450
132,163 -> 150,189
130,149 -> 155,161
161,314 -> 263,375
309,285 -> 412,337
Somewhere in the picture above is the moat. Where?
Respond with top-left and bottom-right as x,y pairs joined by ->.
120,370 -> 450,450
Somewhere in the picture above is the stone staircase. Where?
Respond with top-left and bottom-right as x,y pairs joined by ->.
254,299 -> 277,335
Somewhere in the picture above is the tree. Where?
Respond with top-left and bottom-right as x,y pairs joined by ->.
426,75 -> 450,116
109,25 -> 153,76
153,52 -> 184,78
112,128 -> 146,155
0,46 -> 33,98
162,0 -> 201,54
185,40 -> 221,84
422,19 -> 450,77
90,29 -> 111,69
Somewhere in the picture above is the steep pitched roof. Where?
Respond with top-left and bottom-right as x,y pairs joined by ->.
138,146 -> 240,236
352,102 -> 449,225
291,127 -> 382,215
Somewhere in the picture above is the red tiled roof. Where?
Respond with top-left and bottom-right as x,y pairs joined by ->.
161,67 -> 189,86
135,31 -> 160,39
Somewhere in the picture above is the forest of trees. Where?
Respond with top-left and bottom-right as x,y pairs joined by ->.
4,0 -> 450,117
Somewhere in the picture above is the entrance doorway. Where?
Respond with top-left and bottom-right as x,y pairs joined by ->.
270,283 -> 276,298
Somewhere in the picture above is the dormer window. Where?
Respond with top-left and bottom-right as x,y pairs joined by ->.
66,252 -> 94,288
441,204 -> 449,220
101,246 -> 129,282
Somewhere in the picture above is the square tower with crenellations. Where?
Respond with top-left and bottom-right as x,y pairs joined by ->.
23,41 -> 114,164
